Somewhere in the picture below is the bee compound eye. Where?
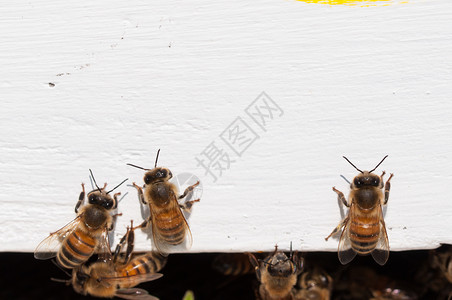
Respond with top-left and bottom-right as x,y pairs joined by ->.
101,199 -> 112,209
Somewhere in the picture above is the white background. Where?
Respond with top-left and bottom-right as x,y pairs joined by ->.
1,0 -> 452,253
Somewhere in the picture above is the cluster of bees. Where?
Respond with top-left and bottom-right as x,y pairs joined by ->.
34,150 -> 200,299
34,153 -> 450,299
213,246 -> 452,299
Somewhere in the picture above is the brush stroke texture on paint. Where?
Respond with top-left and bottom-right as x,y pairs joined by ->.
297,0 -> 407,6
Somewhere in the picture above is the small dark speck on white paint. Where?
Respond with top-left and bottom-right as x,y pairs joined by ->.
48,82 -> 55,87
388,227 -> 393,231
227,236 -> 230,238
403,226 -> 407,230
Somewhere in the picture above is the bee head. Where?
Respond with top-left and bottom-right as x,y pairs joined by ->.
352,172 -> 381,188
87,170 -> 127,210
87,191 -> 116,210
343,155 -> 388,189
143,167 -> 173,184
266,251 -> 294,277
264,244 -> 301,278
72,268 -> 90,294
127,149 -> 173,185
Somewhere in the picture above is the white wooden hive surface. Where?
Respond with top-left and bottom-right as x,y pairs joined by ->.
1,0 -> 452,253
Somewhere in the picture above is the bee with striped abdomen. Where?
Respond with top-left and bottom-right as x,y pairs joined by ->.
127,149 -> 200,255
325,155 -> 393,265
113,220 -> 168,287
213,253 -> 255,276
34,170 -> 127,269
70,221 -> 165,300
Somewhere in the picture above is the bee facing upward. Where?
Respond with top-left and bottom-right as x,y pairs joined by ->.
35,170 -> 127,269
127,149 -> 200,255
325,155 -> 394,265
248,245 -> 303,300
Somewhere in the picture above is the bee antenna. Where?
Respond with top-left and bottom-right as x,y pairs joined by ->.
154,149 -> 161,168
289,241 -> 293,259
50,278 -> 71,285
260,259 -> 275,267
107,178 -> 128,194
51,259 -> 71,278
89,169 -> 102,192
342,156 -> 363,173
126,163 -> 151,171
369,155 -> 389,173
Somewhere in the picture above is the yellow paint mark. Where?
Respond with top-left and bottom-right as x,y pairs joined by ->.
296,0 -> 408,6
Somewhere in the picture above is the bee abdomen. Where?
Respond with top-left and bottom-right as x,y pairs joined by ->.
156,215 -> 186,245
350,219 -> 379,254
57,230 -> 96,268
121,253 -> 167,277
214,254 -> 254,276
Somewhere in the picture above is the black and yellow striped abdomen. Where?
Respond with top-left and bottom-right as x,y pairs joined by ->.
118,252 -> 167,288
57,229 -> 96,269
349,211 -> 380,255
154,207 -> 186,245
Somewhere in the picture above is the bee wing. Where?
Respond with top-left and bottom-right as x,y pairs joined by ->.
34,215 -> 82,259
150,191 -> 192,255
96,228 -> 113,263
103,273 -> 163,288
115,288 -> 160,300
337,217 -> 357,265
371,206 -> 390,266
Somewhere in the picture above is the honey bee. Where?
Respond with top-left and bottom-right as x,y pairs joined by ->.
127,149 -> 200,254
248,244 -> 303,300
431,247 -> 452,283
212,253 -> 255,276
34,170 -> 127,269
325,155 -> 393,265
69,221 -> 165,300
295,267 -> 333,300
113,221 -> 168,286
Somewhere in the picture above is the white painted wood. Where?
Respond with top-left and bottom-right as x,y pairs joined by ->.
1,0 -> 452,254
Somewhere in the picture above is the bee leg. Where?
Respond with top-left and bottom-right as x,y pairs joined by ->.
293,252 -> 304,275
379,171 -> 386,188
332,187 -> 349,207
113,231 -> 128,263
114,221 -> 135,264
132,182 -> 147,205
132,219 -> 148,230
325,217 -> 349,241
112,192 -> 121,209
101,182 -> 107,190
384,173 -> 394,205
247,253 -> 261,281
108,213 -> 123,231
179,181 -> 200,199
75,183 -> 86,213
124,221 -> 135,264
179,199 -> 200,213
